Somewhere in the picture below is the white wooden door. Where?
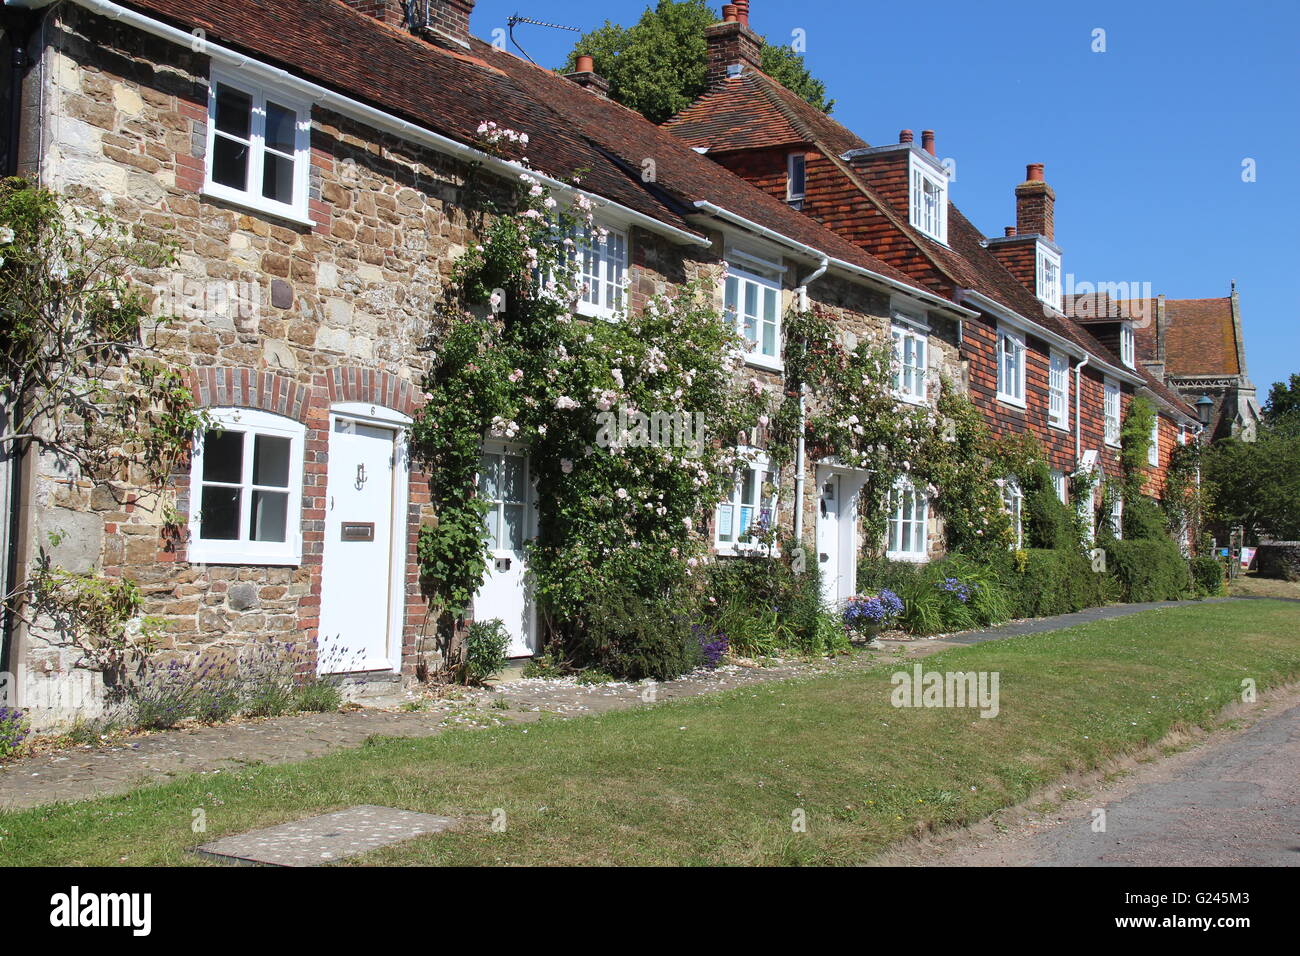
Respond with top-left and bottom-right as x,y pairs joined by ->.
319,415 -> 402,673
472,446 -> 537,658
817,471 -> 842,607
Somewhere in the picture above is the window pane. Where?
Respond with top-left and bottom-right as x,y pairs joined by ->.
743,282 -> 758,342
214,85 -> 252,139
502,504 -> 525,550
202,429 -> 244,484
252,434 -> 291,487
724,276 -> 738,320
482,506 -> 498,550
478,455 -> 498,501
200,485 -> 241,540
250,489 -> 288,542
717,503 -> 734,542
262,152 -> 295,204
265,101 -> 297,154
212,136 -> 249,191
502,455 -> 525,504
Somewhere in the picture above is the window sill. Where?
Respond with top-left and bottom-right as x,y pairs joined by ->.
575,301 -> 620,322
743,353 -> 783,374
187,545 -> 302,567
714,542 -> 779,559
1048,419 -> 1071,432
996,393 -> 1027,410
886,550 -> 929,564
200,188 -> 314,229
895,391 -> 929,407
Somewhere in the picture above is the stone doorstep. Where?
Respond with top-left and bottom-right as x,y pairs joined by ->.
193,805 -> 462,867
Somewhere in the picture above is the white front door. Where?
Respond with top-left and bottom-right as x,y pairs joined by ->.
318,409 -> 407,674
472,446 -> 537,658
816,467 -> 861,606
817,472 -> 842,606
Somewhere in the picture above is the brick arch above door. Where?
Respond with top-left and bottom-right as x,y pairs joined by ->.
320,367 -> 423,418
191,367 -> 312,423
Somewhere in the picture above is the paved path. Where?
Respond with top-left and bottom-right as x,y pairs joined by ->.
896,685 -> 1300,867
0,598 -> 1243,812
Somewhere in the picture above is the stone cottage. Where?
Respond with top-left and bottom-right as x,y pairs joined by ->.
0,0 -> 971,723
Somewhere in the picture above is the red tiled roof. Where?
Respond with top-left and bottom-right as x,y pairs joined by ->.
113,0 -> 935,300
1138,297 -> 1240,378
664,66 -> 1195,417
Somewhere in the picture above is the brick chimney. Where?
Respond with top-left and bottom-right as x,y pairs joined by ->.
565,54 -> 610,98
1015,163 -> 1055,240
343,0 -> 477,50
340,0 -> 407,27
706,4 -> 762,87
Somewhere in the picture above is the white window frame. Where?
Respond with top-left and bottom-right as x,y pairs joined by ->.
204,69 -> 312,224
1035,242 -> 1062,311
886,480 -> 929,562
1048,348 -> 1070,430
787,153 -> 806,203
572,223 -> 629,321
1104,377 -> 1122,447
997,324 -> 1027,407
1001,478 -> 1024,548
1148,416 -> 1160,467
724,262 -> 783,372
1120,323 -> 1136,369
1051,469 -> 1068,505
187,407 -> 305,566
714,448 -> 778,556
891,307 -> 929,405
1110,495 -> 1124,540
908,152 -> 948,244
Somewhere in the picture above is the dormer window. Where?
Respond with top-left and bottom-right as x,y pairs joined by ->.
1120,322 -> 1136,368
1035,242 -> 1062,311
909,152 -> 948,243
787,153 -> 806,204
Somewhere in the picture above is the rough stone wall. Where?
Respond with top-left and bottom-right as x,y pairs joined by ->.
14,7 -> 969,722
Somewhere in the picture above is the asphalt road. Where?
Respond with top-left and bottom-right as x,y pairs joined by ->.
910,690 -> 1300,866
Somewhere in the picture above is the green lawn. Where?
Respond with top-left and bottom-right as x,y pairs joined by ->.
3,600 -> 1298,866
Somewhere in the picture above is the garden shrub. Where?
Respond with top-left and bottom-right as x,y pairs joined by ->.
0,707 -> 30,759
1005,548 -> 1112,617
1190,554 -> 1226,596
568,587 -> 698,681
701,555 -> 843,657
458,618 -> 512,685
1102,537 -> 1194,602
895,554 -> 1014,635
292,679 -> 344,713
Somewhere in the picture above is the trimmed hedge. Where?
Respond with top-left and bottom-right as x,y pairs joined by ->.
1005,548 -> 1115,618
1190,554 -> 1226,596
1101,537 -> 1194,603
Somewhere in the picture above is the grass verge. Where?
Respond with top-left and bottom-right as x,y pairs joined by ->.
2,599 -> 1297,866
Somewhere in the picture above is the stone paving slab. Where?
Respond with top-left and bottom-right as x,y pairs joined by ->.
194,805 -> 460,866
0,598 -> 1242,812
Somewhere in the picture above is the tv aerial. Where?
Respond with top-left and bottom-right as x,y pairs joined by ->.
507,14 -> 581,64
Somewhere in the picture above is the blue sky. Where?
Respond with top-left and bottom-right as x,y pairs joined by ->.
469,0 -> 1299,397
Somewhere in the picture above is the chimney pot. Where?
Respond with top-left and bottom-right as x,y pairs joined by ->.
1015,163 -> 1055,240
921,129 -> 936,155
899,129 -> 914,144
576,54 -> 594,73
735,0 -> 751,26
1004,226 -> 1017,237
722,4 -> 738,22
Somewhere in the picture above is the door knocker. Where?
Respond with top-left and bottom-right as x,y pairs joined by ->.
355,463 -> 368,489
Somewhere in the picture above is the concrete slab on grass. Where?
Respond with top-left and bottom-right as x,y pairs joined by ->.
195,805 -> 459,866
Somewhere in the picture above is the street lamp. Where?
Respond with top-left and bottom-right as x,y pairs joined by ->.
1195,394 -> 1214,427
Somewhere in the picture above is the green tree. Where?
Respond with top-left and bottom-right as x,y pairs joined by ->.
562,1 -> 832,125
1263,373 -> 1300,426
1204,424 -> 1300,542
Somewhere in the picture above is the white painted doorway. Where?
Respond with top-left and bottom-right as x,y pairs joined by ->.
472,444 -> 537,658
318,403 -> 410,674
816,466 -> 862,607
